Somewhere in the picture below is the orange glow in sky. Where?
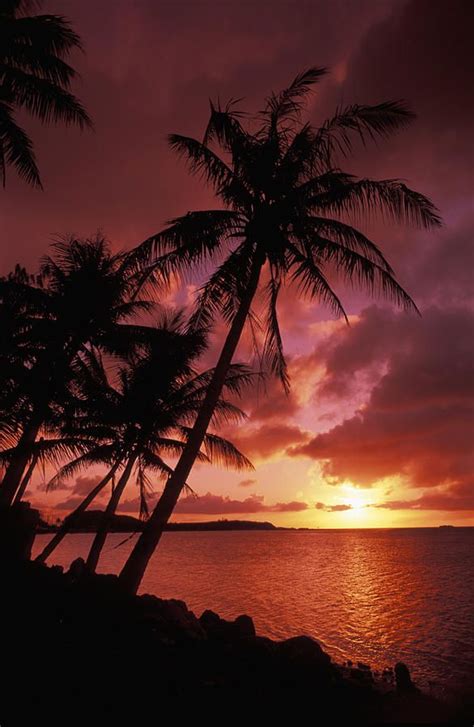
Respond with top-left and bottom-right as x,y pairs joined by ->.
5,1 -> 471,530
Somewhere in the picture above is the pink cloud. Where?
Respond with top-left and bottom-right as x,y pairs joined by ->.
231,423 -> 310,460
291,307 -> 474,492
72,475 -> 106,496
315,502 -> 352,512
372,482 -> 474,511
238,478 -> 257,488
117,491 -> 308,515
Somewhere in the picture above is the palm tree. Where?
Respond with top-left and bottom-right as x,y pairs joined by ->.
36,314 -> 253,571
0,0 -> 91,187
0,236 -> 153,508
118,67 -> 441,593
0,265 -> 42,453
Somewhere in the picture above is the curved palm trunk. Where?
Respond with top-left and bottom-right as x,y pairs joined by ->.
13,449 -> 40,504
118,254 -> 264,594
35,462 -> 120,563
0,418 -> 42,507
85,455 -> 136,573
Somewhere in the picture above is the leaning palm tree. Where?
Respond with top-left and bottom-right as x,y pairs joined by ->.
0,236 -> 153,508
0,0 -> 91,187
36,314 -> 253,571
119,67 -> 441,593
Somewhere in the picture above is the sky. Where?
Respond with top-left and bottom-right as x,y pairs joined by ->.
2,0 -> 473,528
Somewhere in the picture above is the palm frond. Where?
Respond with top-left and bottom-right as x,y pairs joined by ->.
210,399 -> 248,426
32,436 -> 93,469
46,445 -> 119,490
135,461 -> 154,520
310,177 -> 442,229
301,216 -> 394,271
2,14 -> 84,58
0,8 -> 90,186
189,240 -> 256,328
313,101 -> 414,166
2,67 -> 91,127
0,101 -> 41,186
129,210 -> 244,283
263,67 -> 328,132
203,98 -> 248,150
168,134 -> 252,211
262,271 -> 290,391
2,45 -> 76,86
288,242 -> 349,321
140,449 -> 174,476
201,432 -> 254,471
306,234 -> 419,313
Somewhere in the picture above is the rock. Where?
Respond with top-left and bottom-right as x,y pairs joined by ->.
395,662 -> 417,693
138,595 -> 205,641
68,557 -> 87,580
234,614 -> 256,639
357,661 -> 371,671
277,635 -> 331,669
199,610 -> 256,641
350,667 -> 374,683
200,609 -> 221,633
275,636 -> 334,688
0,502 -> 40,561
254,635 -> 276,654
161,598 -> 205,640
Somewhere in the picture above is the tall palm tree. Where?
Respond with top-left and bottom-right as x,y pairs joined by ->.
0,236 -> 153,508
0,0 -> 91,187
119,67 -> 441,593
36,314 -> 253,571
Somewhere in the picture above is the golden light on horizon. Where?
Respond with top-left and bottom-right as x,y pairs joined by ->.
341,483 -> 373,508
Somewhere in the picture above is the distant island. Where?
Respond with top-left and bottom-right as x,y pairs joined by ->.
38,511 -> 278,533
36,515 -> 469,534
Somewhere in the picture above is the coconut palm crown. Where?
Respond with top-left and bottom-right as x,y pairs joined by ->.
37,314 -> 253,570
0,235 -> 154,507
132,66 -> 441,389
0,0 -> 91,187
121,68 -> 442,593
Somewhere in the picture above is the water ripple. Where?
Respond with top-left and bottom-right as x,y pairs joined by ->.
33,527 -> 474,692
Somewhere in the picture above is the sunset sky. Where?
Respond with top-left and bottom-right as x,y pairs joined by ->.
2,0 -> 472,528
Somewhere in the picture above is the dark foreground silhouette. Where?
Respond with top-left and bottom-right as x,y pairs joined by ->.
2,557 -> 469,725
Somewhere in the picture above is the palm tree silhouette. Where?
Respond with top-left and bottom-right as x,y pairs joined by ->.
0,264 -> 41,454
36,313 -> 253,570
0,236 -> 153,508
119,67 -> 441,593
0,0 -> 91,187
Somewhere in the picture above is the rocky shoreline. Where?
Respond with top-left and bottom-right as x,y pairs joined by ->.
2,556 -> 467,724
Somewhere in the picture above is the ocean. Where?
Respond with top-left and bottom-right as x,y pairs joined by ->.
33,527 -> 474,695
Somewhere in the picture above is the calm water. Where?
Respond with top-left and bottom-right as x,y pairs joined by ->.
33,528 -> 474,694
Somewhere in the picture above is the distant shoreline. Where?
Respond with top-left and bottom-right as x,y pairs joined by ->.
38,512 -> 278,533
36,511 -> 468,534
